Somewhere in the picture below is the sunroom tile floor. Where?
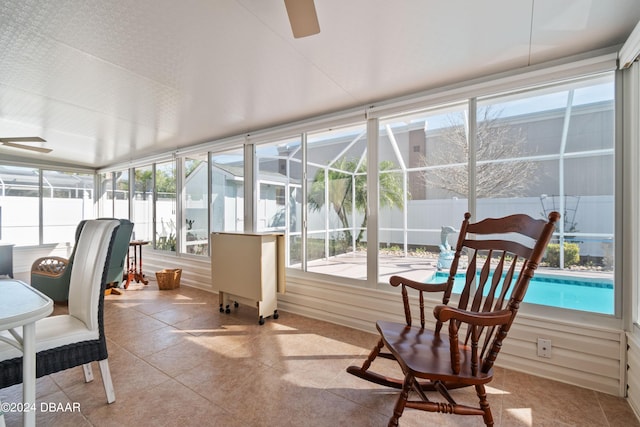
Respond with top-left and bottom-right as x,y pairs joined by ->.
1,277 -> 637,427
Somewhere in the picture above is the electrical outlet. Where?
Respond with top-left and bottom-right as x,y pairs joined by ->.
537,338 -> 552,358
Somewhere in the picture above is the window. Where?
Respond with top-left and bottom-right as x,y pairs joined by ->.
99,170 -> 129,220
306,124 -> 368,280
0,165 -> 96,246
155,161 -> 176,252
184,155 -> 208,255
98,172 -> 113,218
42,170 -> 94,244
476,74 -> 615,314
370,74 -> 616,314
378,104 -> 469,283
256,137 -> 302,269
133,165 -> 154,242
0,165 -> 40,245
114,170 -> 130,219
210,148 -> 244,233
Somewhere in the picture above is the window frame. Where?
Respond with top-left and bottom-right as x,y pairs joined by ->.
88,51 -> 625,327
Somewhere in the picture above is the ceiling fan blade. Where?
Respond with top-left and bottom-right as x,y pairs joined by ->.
1,141 -> 52,153
284,0 -> 320,38
0,136 -> 46,143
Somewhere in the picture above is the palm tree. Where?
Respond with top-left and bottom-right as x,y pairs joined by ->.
308,157 -> 404,248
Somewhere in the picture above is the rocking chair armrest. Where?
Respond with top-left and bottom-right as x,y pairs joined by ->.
435,305 -> 513,375
31,256 -> 70,278
433,305 -> 512,327
389,275 -> 448,293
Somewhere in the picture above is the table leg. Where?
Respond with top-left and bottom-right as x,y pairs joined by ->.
22,322 -> 36,427
137,245 -> 148,285
132,246 -> 138,282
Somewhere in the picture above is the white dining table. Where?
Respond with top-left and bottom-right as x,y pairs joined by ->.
0,279 -> 53,427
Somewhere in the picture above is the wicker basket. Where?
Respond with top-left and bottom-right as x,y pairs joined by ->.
155,268 -> 182,290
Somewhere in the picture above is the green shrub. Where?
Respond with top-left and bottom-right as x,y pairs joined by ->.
544,242 -> 580,267
413,247 -> 427,255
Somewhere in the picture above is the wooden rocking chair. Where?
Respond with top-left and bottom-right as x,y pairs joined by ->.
347,211 -> 560,426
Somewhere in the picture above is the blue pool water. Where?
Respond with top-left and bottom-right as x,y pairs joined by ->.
426,271 -> 614,315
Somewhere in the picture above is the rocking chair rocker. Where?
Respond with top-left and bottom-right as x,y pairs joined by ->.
347,211 -> 560,426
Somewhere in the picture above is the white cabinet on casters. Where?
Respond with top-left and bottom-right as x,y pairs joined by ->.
211,232 -> 285,325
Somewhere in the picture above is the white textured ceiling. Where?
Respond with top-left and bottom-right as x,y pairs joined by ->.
0,0 -> 639,168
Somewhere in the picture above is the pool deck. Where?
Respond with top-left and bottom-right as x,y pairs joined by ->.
304,251 -> 613,283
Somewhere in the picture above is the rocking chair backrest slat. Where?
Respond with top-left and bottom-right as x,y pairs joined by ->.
496,259 -> 518,309
472,249 -> 494,311
481,252 -> 507,312
457,252 -> 476,310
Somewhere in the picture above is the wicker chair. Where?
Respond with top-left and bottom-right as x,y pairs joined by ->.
0,219 -> 121,404
31,218 -> 133,301
30,220 -> 87,302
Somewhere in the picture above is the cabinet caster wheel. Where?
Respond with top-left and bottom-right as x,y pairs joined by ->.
225,305 -> 231,314
234,301 -> 239,308
259,316 -> 265,325
219,304 -> 224,313
273,310 -> 279,319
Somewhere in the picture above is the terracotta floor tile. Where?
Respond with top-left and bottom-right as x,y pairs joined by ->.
110,325 -> 188,358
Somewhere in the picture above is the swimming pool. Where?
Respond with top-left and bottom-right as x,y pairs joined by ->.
426,271 -> 614,315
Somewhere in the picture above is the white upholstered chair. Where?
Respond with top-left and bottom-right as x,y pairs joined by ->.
0,219 -> 120,404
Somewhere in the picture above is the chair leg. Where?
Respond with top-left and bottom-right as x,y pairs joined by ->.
361,338 -> 384,371
82,363 -> 94,382
475,384 -> 494,427
98,359 -> 116,404
347,339 -> 406,389
388,375 -> 411,427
